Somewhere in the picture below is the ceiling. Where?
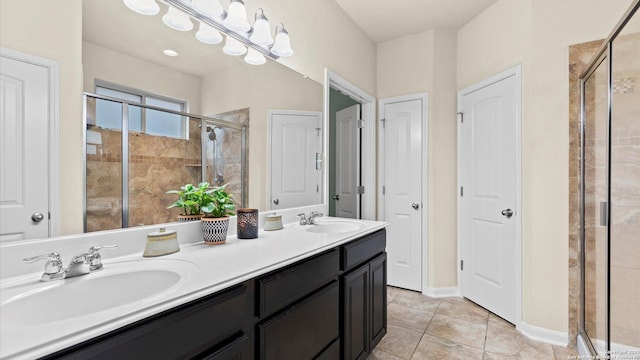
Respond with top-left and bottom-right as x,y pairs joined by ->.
333,0 -> 499,43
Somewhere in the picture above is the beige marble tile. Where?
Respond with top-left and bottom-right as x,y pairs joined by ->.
367,348 -> 405,360
485,314 -> 554,359
387,286 -> 401,303
387,303 -> 433,333
391,289 -> 440,313
410,334 -> 484,360
436,297 -> 489,324
552,345 -> 578,360
426,314 -> 487,350
375,324 -> 423,359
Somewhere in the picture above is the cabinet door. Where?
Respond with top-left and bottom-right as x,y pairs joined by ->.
369,253 -> 387,348
342,263 -> 370,360
258,281 -> 340,360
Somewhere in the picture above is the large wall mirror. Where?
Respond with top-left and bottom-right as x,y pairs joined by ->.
82,0 -> 324,232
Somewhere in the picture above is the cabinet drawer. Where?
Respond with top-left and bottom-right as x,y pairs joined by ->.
341,229 -> 386,271
258,281 -> 340,360
202,333 -> 250,360
257,249 -> 339,317
50,282 -> 253,360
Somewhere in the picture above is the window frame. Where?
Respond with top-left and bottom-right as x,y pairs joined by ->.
94,80 -> 189,139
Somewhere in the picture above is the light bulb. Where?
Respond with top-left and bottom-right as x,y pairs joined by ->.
162,6 -> 194,31
196,22 -> 223,44
271,24 -> 293,57
249,9 -> 274,46
244,48 -> 266,65
123,0 -> 160,15
223,35 -> 247,56
192,0 -> 224,19
223,0 -> 250,33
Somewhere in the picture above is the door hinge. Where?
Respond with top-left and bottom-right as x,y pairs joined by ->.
315,127 -> 322,137
357,119 -> 364,128
461,260 -> 464,271
458,112 -> 464,123
460,186 -> 464,197
48,212 -> 51,220
357,185 -> 365,194
382,185 -> 385,195
381,118 -> 386,128
317,184 -> 319,193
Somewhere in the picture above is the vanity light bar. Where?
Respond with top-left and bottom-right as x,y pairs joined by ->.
163,0 -> 281,60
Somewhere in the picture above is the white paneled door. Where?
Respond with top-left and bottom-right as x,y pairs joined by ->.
382,98 -> 423,292
459,72 -> 518,324
269,111 -> 322,210
0,54 -> 51,241
335,104 -> 360,219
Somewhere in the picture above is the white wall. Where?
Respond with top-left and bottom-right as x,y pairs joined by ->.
201,60 -> 323,210
377,28 -> 459,288
82,42 -> 202,114
458,0 -> 634,333
0,0 -> 84,235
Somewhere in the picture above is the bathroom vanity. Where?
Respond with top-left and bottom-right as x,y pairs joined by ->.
0,217 -> 387,360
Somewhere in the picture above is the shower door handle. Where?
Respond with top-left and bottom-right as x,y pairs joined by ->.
600,201 -> 608,226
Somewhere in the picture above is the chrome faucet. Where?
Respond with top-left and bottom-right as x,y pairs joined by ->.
297,211 -> 323,225
23,245 -> 118,282
308,211 -> 323,224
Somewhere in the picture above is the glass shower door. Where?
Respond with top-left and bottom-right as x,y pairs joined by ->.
610,9 -> 640,352
582,55 -> 609,355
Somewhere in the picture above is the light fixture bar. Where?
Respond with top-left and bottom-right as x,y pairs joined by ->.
163,0 -> 279,60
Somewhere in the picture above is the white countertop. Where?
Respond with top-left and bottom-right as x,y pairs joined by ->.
0,218 -> 386,360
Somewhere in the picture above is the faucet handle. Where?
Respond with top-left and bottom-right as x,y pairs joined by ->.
87,245 -> 118,271
297,213 -> 308,225
23,252 -> 65,280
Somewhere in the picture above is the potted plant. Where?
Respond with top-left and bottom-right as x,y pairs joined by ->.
166,182 -> 212,222
200,184 -> 236,245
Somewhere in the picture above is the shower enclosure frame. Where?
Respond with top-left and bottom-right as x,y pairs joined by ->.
578,0 -> 640,356
82,92 -> 248,231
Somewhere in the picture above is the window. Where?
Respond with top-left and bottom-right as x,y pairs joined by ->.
94,83 -> 188,139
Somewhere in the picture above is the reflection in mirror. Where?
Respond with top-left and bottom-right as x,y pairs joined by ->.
79,0 -> 323,233
84,94 -> 247,232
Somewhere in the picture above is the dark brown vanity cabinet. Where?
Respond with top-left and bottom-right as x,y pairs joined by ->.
341,230 -> 387,360
43,229 -> 386,360
46,281 -> 254,360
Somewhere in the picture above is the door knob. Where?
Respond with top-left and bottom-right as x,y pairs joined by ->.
31,212 -> 45,223
273,199 -> 279,205
412,203 -> 420,210
501,209 -> 513,218
332,194 -> 340,201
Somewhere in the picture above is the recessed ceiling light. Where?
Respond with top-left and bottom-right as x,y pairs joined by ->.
163,49 -> 178,57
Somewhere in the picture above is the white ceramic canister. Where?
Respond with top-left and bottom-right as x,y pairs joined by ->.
143,228 -> 180,257
263,214 -> 283,231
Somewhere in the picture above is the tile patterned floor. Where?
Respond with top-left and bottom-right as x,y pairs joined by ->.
368,286 -> 579,360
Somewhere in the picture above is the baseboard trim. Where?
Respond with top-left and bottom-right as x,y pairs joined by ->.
424,287 -> 459,298
518,321 -> 569,346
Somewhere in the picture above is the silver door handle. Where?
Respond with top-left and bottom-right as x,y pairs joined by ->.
412,203 -> 420,210
31,212 -> 45,223
501,209 -> 513,218
273,199 -> 279,205
332,194 -> 340,201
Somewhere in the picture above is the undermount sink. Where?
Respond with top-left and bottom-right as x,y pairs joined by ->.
306,219 -> 367,234
0,259 -> 198,328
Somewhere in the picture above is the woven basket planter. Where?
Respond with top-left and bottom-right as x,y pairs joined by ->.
178,214 -> 203,223
201,216 -> 229,245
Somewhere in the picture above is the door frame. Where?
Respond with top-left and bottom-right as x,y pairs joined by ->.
378,93 -> 429,293
266,109 -> 323,211
0,47 -> 60,237
457,64 -> 522,327
324,69 -> 376,220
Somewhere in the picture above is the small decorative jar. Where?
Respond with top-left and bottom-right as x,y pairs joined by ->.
201,216 -> 230,245
143,228 -> 180,257
264,214 -> 283,231
237,208 -> 258,239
